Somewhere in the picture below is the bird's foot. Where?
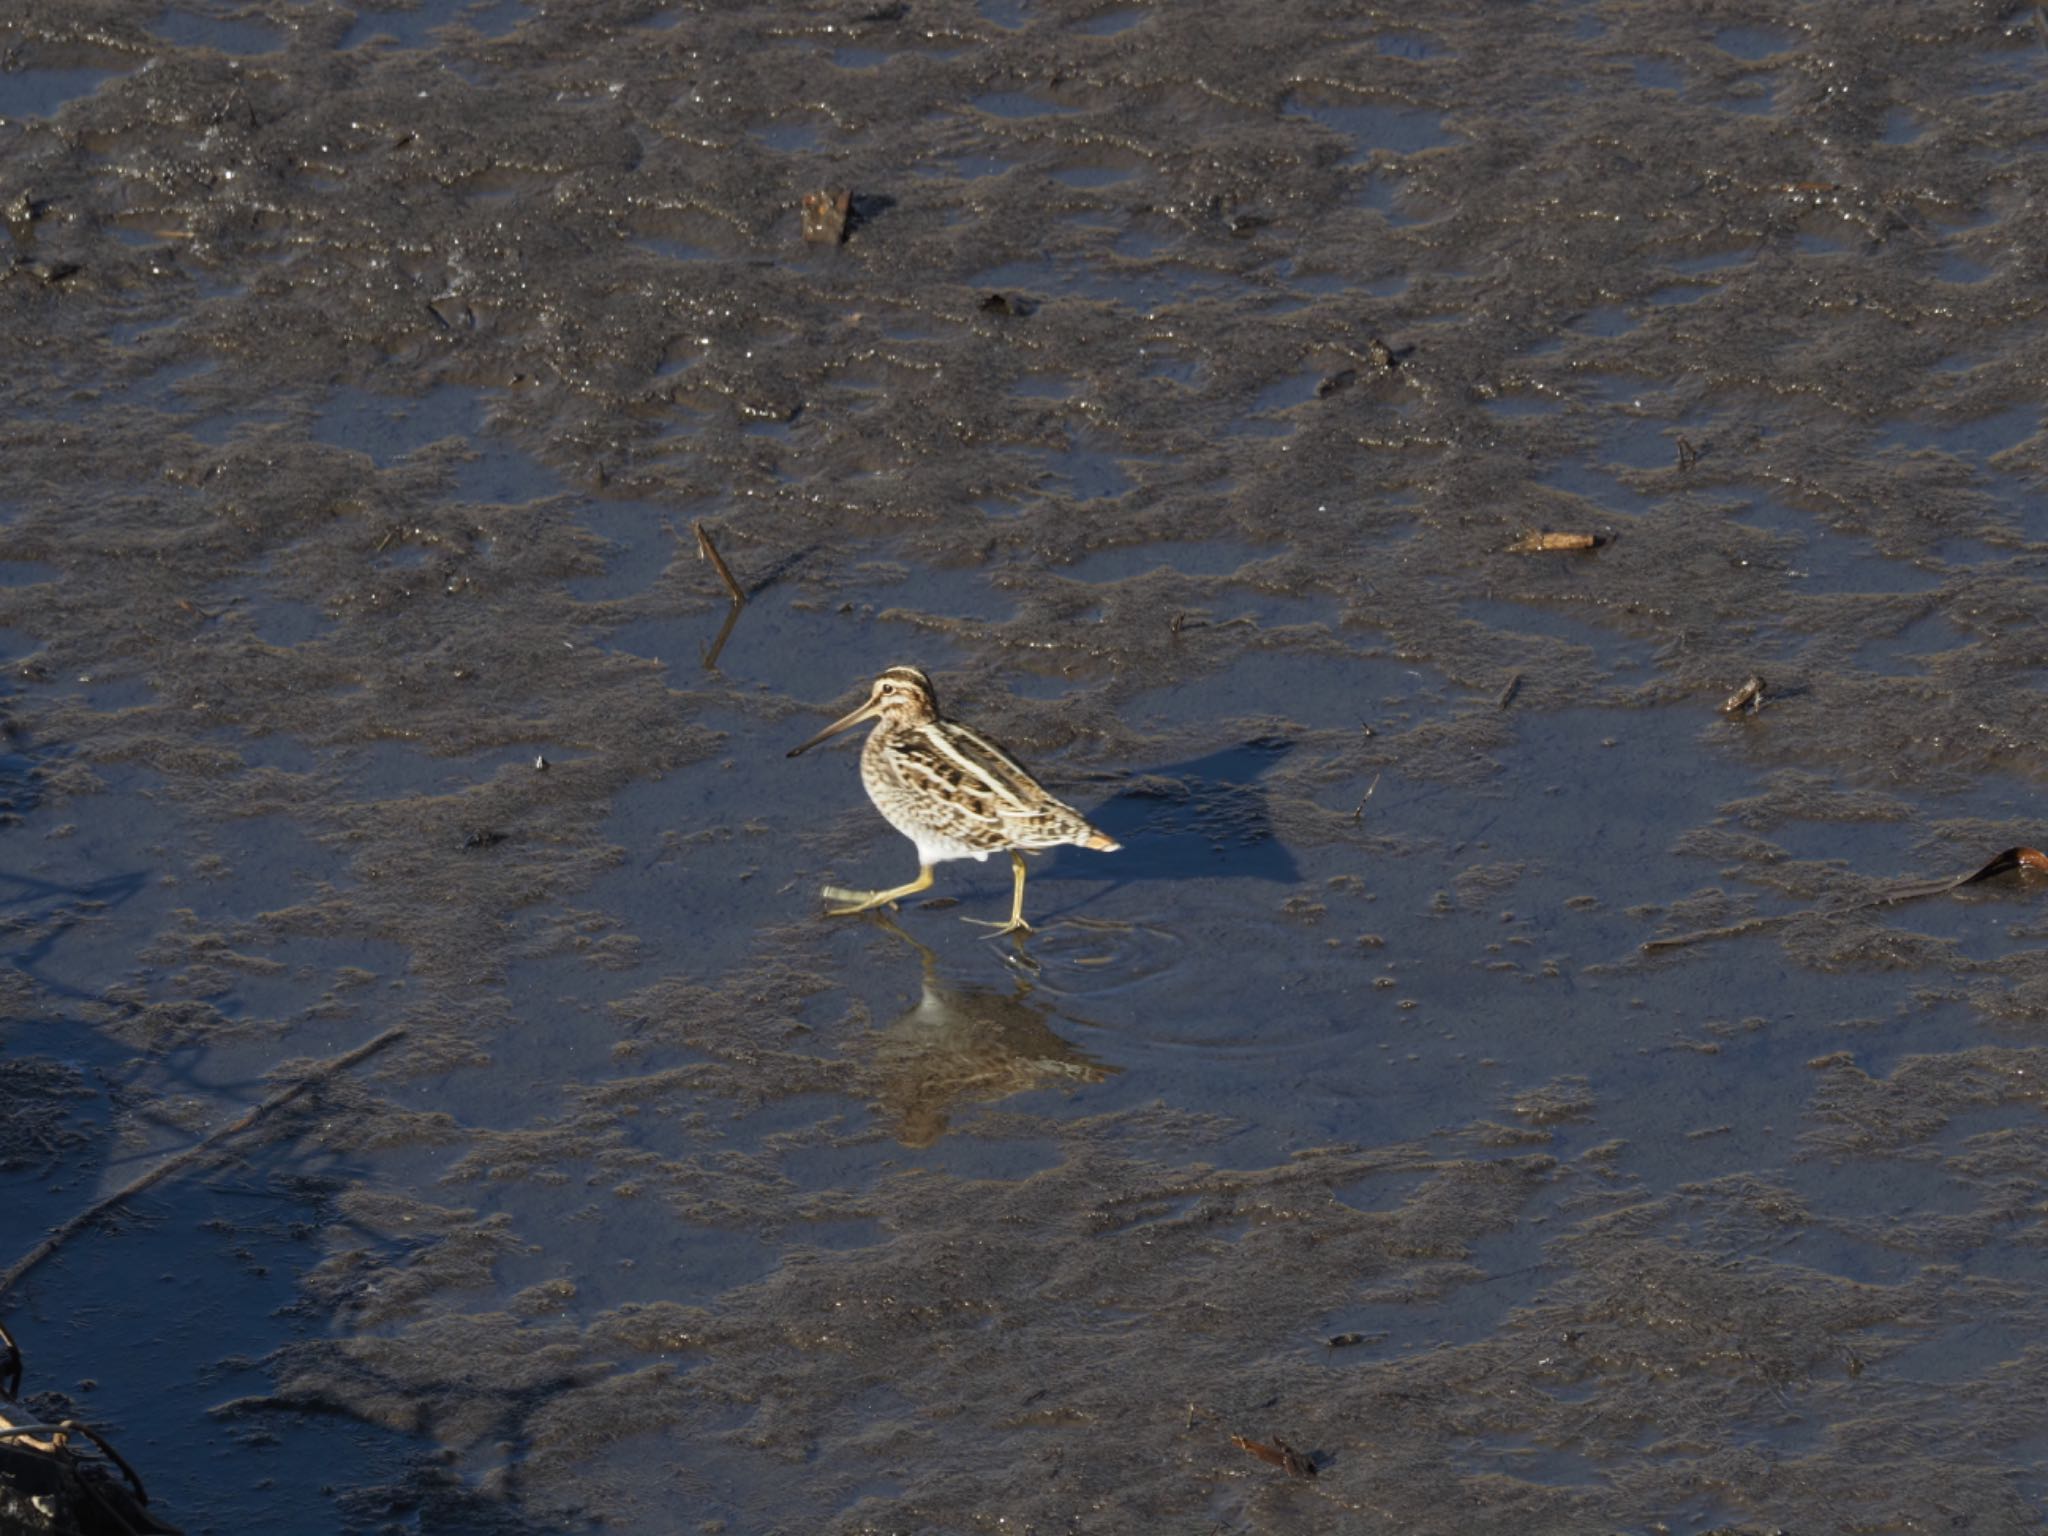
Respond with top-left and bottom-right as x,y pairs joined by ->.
820,867 -> 936,920
963,915 -> 1034,938
821,884 -> 893,917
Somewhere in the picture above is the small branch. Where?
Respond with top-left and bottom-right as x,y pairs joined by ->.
1349,773 -> 1382,825
1641,847 -> 2048,954
694,520 -> 746,606
0,1028 -> 407,1303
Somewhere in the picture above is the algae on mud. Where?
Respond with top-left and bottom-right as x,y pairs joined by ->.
2,0 -> 2047,1531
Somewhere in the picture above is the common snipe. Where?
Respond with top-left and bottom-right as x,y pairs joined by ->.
787,666 -> 1119,935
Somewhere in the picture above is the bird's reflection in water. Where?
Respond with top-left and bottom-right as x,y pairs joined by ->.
864,918 -> 1120,1147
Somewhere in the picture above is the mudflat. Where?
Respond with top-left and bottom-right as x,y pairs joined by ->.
2,3 -> 2046,1531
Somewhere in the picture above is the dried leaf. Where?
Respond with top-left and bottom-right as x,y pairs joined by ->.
1231,1433 -> 1316,1477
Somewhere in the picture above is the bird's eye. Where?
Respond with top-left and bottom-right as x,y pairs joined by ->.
880,682 -> 895,694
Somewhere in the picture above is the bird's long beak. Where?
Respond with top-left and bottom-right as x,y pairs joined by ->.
786,695 -> 882,758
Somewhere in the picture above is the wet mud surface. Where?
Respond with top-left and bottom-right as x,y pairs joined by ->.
3,0 -> 2048,1530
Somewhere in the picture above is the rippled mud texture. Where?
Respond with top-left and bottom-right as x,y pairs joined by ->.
4,0 -> 2048,1531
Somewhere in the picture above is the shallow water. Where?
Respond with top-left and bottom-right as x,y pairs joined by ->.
3,2 -> 2048,1532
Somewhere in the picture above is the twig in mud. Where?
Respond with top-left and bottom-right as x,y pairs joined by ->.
1497,672 -> 1522,710
690,519 -> 748,668
1641,847 -> 2048,955
1641,914 -> 1791,954
0,1027 -> 407,1304
1869,845 -> 2048,905
1349,774 -> 1381,825
1509,529 -> 1604,553
695,520 -> 746,606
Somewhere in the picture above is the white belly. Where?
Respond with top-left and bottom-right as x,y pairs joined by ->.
894,818 -> 991,867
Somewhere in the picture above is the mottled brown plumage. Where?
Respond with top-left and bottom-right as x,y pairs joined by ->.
786,666 -> 1119,934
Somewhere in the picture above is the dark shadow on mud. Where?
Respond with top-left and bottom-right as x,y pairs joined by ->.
0,716 -> 151,999
1048,736 -> 1300,893
2,869 -> 152,996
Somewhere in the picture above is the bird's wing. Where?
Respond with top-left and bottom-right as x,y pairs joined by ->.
931,722 -> 1097,848
876,727 -> 1012,843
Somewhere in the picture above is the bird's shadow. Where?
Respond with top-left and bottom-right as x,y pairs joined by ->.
1039,736 -> 1301,892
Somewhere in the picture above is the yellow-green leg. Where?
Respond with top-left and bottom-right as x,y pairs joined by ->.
964,851 -> 1033,936
821,864 -> 933,917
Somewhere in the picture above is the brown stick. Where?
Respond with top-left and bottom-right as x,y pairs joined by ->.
1642,848 -> 2048,955
1641,914 -> 1793,954
694,520 -> 746,605
1349,773 -> 1381,826
1869,846 -> 2048,904
0,1027 -> 407,1303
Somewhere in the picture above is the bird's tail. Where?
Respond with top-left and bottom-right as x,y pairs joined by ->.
1082,830 -> 1121,852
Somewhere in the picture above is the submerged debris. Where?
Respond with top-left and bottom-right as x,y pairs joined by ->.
0,1324 -> 181,1533
3,191 -> 48,228
10,256 -> 78,286
1231,1433 -> 1317,1478
800,188 -> 853,244
0,1412 -> 179,1534
1720,675 -> 1765,716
